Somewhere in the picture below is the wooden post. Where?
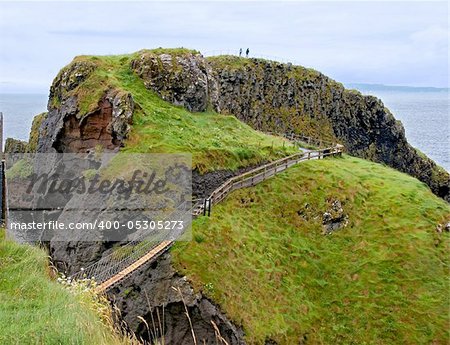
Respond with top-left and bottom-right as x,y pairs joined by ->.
207,198 -> 211,217
203,199 -> 207,216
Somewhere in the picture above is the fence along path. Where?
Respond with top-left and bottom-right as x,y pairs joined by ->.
71,134 -> 343,292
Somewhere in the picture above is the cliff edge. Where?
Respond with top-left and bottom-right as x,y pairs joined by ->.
33,49 -> 449,201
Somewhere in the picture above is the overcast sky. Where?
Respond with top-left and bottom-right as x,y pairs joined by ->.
0,1 -> 448,93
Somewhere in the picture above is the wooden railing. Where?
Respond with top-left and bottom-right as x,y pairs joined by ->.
208,145 -> 341,208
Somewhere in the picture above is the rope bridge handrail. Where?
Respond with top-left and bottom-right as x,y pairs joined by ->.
70,201 -> 193,284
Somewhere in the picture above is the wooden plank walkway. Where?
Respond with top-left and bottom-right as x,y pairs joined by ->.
95,240 -> 173,292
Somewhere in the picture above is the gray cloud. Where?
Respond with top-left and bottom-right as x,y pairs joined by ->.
0,1 -> 448,93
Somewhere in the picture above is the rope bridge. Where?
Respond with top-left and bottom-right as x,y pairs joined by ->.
69,201 -> 195,289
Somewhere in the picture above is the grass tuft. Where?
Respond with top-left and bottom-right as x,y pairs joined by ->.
0,229 -> 136,345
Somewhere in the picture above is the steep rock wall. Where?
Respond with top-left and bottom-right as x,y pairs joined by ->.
133,52 -> 449,201
208,57 -> 449,201
37,60 -> 134,153
109,252 -> 245,344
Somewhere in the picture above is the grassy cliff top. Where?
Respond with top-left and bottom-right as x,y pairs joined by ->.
50,51 -> 297,172
172,155 -> 450,344
206,54 -> 344,88
0,230 -> 132,344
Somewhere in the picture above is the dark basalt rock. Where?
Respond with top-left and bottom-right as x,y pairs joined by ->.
130,52 -> 449,201
208,58 -> 449,202
109,252 -> 245,345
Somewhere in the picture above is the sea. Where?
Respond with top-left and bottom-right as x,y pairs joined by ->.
0,88 -> 449,172
347,84 -> 449,172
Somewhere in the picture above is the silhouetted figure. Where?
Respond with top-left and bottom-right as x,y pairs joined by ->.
245,48 -> 249,58
239,48 -> 242,57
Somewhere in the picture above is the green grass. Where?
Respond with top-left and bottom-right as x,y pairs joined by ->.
0,230 -> 129,345
206,55 -> 255,70
172,155 -> 450,344
61,52 -> 297,172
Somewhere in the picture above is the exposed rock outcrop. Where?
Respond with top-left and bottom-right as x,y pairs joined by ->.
322,199 -> 348,234
37,61 -> 134,153
50,90 -> 134,153
131,51 -> 218,112
109,252 -> 245,344
132,52 -> 449,201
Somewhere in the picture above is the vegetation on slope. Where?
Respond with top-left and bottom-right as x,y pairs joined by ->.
207,55 -> 341,143
51,50 -> 296,172
172,155 -> 450,344
0,230 -> 133,345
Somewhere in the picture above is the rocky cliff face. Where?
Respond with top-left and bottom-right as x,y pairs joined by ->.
37,60 -> 134,153
31,50 -> 449,202
109,252 -> 245,344
132,52 -> 449,201
210,59 -> 449,201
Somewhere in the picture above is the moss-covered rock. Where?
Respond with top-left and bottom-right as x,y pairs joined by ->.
49,59 -> 97,111
4,138 -> 27,153
131,50 -> 218,112
27,112 -> 47,152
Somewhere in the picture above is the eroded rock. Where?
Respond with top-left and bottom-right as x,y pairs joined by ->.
322,199 -> 348,234
131,51 -> 218,112
109,252 -> 245,345
37,89 -> 134,153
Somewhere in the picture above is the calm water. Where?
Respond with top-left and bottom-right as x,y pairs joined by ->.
357,90 -> 449,172
0,91 -> 448,171
0,93 -> 48,143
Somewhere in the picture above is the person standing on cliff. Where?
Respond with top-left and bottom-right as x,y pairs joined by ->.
239,48 -> 242,57
246,48 -> 250,58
